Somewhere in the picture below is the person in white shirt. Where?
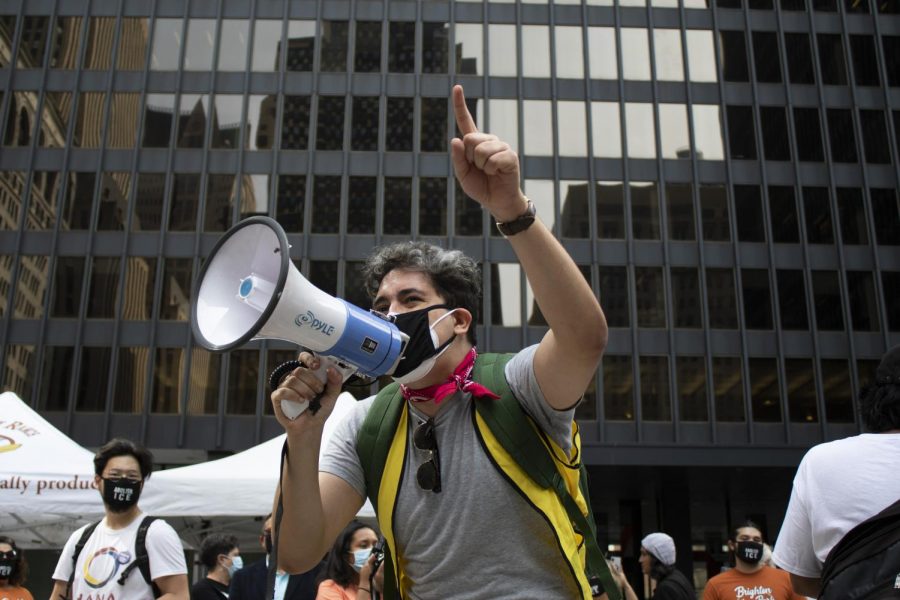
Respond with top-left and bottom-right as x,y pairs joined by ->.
772,344 -> 900,597
49,438 -> 189,600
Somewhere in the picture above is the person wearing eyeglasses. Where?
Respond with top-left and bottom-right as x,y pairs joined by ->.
49,438 -> 189,600
271,83 -> 608,599
315,521 -> 382,600
191,534 -> 241,600
0,536 -> 33,600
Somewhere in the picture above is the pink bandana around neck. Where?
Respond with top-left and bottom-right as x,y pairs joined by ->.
400,348 -> 500,405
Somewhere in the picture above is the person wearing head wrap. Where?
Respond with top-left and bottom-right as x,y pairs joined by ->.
613,532 -> 694,600
773,344 -> 900,597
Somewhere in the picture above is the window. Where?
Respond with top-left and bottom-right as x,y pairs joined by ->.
793,107 -> 824,162
27,171 -> 62,231
817,34 -> 848,85
802,187 -> 834,244
726,105 -> 756,160
641,356 -> 671,421
386,97 -> 413,151
286,20 -> 315,71
776,269 -> 809,330
455,23 -> 483,76
389,22 -> 415,73
749,358 -> 781,422
631,183 -> 660,240
713,357 -> 744,422
720,31 -> 750,82
786,358 -> 817,422
556,26 -> 584,79
752,31 -> 782,83
558,101 -> 587,158
654,29 -> 684,81
133,173 -> 165,231
421,97 -> 448,152
97,172 -> 131,231
276,175 -> 305,232
423,22 -> 448,73
384,178 -> 411,235
3,344 -> 34,403
355,21 -> 381,72
73,92 -> 106,148
846,271 -> 879,331
41,92 -> 73,148
692,105 -> 725,160
211,95 -> 243,149
86,257 -> 120,318
604,355 -> 634,420
252,21 -> 282,71
49,17 -> 83,70
677,356 -> 707,421
769,186 -> 800,243
560,180 -> 589,239
522,26 -> 551,78
51,257 -> 85,317
600,267 -> 630,327
312,176 -> 340,233
849,35 -> 879,86
351,96 -> 379,151
812,270 -> 844,330
225,350 -> 258,415
122,257 -> 156,320
671,267 -> 702,328
706,268 -> 738,329
16,16 -> 48,68
635,267 -> 666,328
882,272 -> 900,330
282,96 -> 311,150
183,19 -> 216,71
822,359 -> 853,423
870,189 -> 900,246
826,109 -> 858,163
5,92 -> 37,148
686,30 -> 717,83
742,269 -> 773,329
659,104 -> 690,159
169,174 -> 199,231
621,29 -> 651,81
159,258 -> 192,320
666,184 -> 695,240
837,188 -> 868,245
591,102 -> 622,158
419,178 -> 448,236
784,33 -> 815,84
734,185 -> 766,242
597,182 -> 625,239
62,172 -> 95,230
760,107 -> 791,161
859,110 -> 892,164
884,36 -> 900,86
320,21 -> 348,71
176,94 -> 209,148
588,27 -> 617,80
240,175 -> 269,221
186,349 -> 222,415
316,96 -> 345,151
700,185 -> 730,241
523,101 -> 553,156
218,20 -> 249,71
489,25 -> 517,76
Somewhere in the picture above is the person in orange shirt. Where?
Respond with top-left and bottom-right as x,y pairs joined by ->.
702,523 -> 804,600
0,536 -> 33,600
315,521 -> 383,600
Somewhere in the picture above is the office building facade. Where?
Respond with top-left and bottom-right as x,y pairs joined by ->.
1,0 -> 898,590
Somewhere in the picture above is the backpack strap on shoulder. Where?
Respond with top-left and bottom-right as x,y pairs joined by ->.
64,520 -> 101,599
117,516 -> 162,598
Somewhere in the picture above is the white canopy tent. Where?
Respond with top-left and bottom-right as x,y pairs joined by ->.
0,391 -> 373,549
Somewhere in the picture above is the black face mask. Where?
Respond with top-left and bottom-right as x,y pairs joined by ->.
736,541 -> 764,564
0,558 -> 15,579
389,304 -> 457,383
102,477 -> 142,512
264,532 -> 273,555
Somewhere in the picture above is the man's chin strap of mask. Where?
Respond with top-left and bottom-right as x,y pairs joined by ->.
267,442 -> 289,600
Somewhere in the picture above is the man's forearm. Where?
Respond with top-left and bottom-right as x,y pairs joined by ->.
276,433 -> 329,572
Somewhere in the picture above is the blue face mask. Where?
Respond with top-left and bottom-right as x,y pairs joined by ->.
351,548 -> 372,573
226,555 -> 243,577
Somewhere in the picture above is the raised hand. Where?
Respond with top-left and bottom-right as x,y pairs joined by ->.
270,352 -> 343,435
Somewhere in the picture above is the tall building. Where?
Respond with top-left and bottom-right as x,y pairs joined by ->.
1,0 -> 898,591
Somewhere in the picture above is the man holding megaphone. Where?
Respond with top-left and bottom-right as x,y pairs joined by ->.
269,85 -> 611,599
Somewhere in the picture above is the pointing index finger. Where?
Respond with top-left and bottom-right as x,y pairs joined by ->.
453,84 -> 478,136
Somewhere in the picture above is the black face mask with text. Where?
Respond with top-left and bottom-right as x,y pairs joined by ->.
736,541 -> 764,564
102,477 -> 142,512
0,558 -> 15,579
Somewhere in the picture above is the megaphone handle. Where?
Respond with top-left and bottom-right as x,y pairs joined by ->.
269,355 -> 357,420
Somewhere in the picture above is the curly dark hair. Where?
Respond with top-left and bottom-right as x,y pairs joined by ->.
93,438 -> 154,480
199,533 -> 239,570
0,536 -> 28,587
361,242 -> 481,345
317,521 -> 375,589
858,381 -> 900,432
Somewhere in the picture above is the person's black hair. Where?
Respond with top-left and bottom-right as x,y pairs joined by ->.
317,521 -> 374,588
0,536 -> 27,587
93,438 -> 154,480
858,381 -> 900,432
731,520 -> 763,541
199,534 -> 239,570
647,555 -> 675,581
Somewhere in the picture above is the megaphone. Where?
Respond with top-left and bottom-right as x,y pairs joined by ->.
192,216 -> 407,419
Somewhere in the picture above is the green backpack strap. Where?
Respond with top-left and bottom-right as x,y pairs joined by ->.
358,383 -> 405,599
473,354 -> 621,600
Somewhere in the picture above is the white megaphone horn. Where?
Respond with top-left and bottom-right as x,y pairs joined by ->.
192,216 -> 407,419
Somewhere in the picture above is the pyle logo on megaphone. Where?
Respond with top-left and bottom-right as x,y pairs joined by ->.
295,310 -> 336,336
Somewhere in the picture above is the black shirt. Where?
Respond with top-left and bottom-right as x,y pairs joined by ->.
653,568 -> 695,600
191,577 -> 229,600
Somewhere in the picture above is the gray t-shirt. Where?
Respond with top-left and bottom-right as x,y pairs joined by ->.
321,345 -> 582,599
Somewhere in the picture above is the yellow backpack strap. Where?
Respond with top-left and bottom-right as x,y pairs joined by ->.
473,353 -> 621,600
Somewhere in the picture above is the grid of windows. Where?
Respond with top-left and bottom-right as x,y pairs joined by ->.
0,1 -> 898,452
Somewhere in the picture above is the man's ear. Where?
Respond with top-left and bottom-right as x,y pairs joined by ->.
452,308 -> 473,335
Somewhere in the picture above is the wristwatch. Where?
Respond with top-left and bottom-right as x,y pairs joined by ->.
495,199 -> 536,237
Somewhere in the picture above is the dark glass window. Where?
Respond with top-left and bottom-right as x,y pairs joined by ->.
225,349 -> 259,415
821,359 -> 854,423
768,186 -> 800,243
386,97 -> 413,151
812,270 -> 844,330
849,35 -> 879,86
76,347 -> 111,411
700,185 -> 730,242
785,358 -> 817,422
348,177 -> 376,234
752,31 -> 782,83
734,185 -> 766,242
817,34 -> 848,85
320,21 -> 348,72
204,174 -> 235,232
726,105 -> 757,160
837,188 -> 868,245
123,257 -> 156,320
186,348 -> 221,415
635,267 -> 666,328
282,95 -> 311,150
671,267 -> 702,328
141,94 -> 173,148
159,258 -> 192,321
776,269 -> 809,330
718,0 -> 742,7
18,16 -> 49,67
666,183 -> 695,241
5,91 -> 38,148
883,37 -> 900,86
846,271 -> 879,331
676,356 -> 707,421
880,0 -> 900,12
640,356 -> 671,422
742,269 -> 773,329
421,97 -> 447,152
720,31 -> 750,82
175,95 -> 208,149
87,257 -> 120,318
706,268 -> 738,329
604,355 -> 634,420
62,171 -> 96,230
826,109 -> 858,163
631,183 -> 660,240
713,357 -> 744,422
74,92 -> 107,148
870,188 -> 900,245
40,346 -> 75,410
42,92 -> 73,149
814,0 -> 836,9
354,21 -> 381,72
802,187 -> 835,244
384,177 -> 411,235
276,175 -> 305,233
455,185 -> 483,236
844,0 -> 868,12
749,358 -> 781,422
793,107 -> 824,162
423,22 -> 449,73
599,267 -> 629,328
169,174 -> 199,231
286,22 -> 315,71
760,107 -> 791,161
882,272 -> 900,330
344,261 -> 369,310
597,183 -> 625,239
316,96 -> 345,151
389,22 -> 415,73
12,255 -> 50,319
117,18 -> 148,71
132,173 -> 165,232
51,257 -> 85,317
308,260 -> 337,296
859,110 -> 891,164
114,347 -> 149,413
49,16 -> 84,69
781,0 -> 807,9
351,96 -> 379,151
419,177 -> 448,236
312,175 -> 341,234
784,33 -> 815,84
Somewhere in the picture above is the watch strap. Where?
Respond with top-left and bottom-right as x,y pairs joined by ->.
495,199 -> 536,237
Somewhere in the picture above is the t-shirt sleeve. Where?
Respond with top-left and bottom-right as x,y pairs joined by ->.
315,579 -> 347,600
319,397 -> 372,498
504,344 -> 577,453
772,455 -> 822,578
51,525 -> 88,582
146,519 -> 188,580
